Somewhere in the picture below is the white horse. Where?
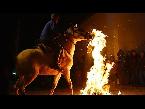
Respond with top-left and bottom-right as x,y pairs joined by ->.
14,30 -> 92,95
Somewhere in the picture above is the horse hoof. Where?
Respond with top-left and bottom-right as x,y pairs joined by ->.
16,89 -> 19,95
16,89 -> 26,95
71,90 -> 73,95
49,92 -> 54,95
49,90 -> 54,95
49,93 -> 54,95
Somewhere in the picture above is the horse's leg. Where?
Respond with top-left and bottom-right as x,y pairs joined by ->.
63,68 -> 73,95
15,73 -> 39,95
15,75 -> 25,95
49,73 -> 62,95
15,65 -> 39,95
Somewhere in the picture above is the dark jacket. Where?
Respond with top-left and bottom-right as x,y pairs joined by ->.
40,20 -> 64,41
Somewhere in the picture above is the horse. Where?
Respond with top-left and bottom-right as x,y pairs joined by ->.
14,30 -> 92,95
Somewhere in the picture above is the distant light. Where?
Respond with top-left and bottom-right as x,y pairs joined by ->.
104,25 -> 106,27
74,24 -> 77,27
118,91 -> 121,95
12,72 -> 16,75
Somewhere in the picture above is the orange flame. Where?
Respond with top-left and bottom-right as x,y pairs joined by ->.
80,29 -> 115,95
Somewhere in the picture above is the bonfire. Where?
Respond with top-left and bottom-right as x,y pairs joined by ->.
80,29 -> 116,95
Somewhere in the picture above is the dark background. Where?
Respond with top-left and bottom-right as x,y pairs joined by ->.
0,0 -> 145,94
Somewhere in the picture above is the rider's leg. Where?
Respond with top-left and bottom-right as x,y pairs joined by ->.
51,46 -> 62,71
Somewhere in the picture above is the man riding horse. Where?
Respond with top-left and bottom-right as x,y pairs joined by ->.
14,13 -> 93,95
39,13 -> 66,72
15,30 -> 92,95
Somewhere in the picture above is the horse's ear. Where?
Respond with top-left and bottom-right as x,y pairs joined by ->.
65,22 -> 75,35
84,32 -> 93,40
66,27 -> 74,35
74,24 -> 78,31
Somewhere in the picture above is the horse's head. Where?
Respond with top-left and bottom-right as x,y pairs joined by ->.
66,24 -> 93,42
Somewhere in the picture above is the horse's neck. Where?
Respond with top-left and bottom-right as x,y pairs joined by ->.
69,43 -> 76,56
63,36 -> 86,56
63,38 -> 77,57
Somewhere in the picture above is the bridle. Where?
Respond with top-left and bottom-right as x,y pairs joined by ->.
59,36 -> 76,56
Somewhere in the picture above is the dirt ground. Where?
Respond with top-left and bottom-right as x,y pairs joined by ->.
10,84 -> 145,95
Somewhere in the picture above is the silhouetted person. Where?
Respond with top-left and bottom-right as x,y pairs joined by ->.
137,51 -> 145,85
128,50 -> 138,85
117,49 -> 126,85
40,13 -> 65,71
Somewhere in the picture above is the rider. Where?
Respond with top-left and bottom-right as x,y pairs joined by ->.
40,13 -> 65,71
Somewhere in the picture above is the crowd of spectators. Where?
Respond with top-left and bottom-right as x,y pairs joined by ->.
109,49 -> 145,86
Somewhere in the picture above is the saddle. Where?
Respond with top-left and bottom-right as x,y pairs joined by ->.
38,43 -> 62,71
38,43 -> 53,54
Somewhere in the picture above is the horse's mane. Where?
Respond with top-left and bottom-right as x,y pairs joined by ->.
36,33 -> 76,56
37,43 -> 52,54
